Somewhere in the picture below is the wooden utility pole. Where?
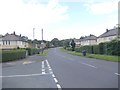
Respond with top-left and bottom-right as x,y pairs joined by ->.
41,29 -> 43,54
33,28 -> 35,48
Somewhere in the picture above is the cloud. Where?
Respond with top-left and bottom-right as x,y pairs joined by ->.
0,0 -> 69,37
83,0 -> 118,15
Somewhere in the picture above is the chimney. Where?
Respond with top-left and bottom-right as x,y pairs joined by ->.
106,29 -> 109,32
90,34 -> 92,36
20,34 -> 21,37
13,31 -> 15,35
5,33 -> 9,36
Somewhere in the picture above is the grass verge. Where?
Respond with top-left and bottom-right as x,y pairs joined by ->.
37,49 -> 49,56
60,48 -> 120,62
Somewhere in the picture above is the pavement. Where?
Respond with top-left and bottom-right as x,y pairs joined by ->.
1,48 -> 119,89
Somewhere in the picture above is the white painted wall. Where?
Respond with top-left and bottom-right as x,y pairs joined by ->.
0,40 -> 29,49
97,35 -> 117,44
80,40 -> 97,46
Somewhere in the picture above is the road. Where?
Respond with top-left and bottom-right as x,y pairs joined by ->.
1,48 -> 119,89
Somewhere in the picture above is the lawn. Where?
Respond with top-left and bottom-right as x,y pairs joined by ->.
60,48 -> 120,62
37,49 -> 49,56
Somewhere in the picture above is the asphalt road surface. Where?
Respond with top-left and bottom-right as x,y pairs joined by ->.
1,48 -> 119,89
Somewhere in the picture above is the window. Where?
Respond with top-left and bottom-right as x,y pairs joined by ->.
9,41 -> 10,45
3,41 -> 4,45
6,41 -> 8,45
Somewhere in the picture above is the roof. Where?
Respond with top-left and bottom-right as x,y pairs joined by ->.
2,34 -> 27,41
0,34 -> 2,38
80,34 -> 97,41
98,29 -> 117,38
74,39 -> 81,42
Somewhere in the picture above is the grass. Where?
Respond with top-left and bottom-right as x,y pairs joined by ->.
60,48 -> 120,62
37,49 -> 49,56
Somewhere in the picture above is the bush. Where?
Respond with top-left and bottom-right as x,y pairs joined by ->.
66,47 -> 72,51
74,40 -> 120,56
2,50 -> 26,62
26,48 -> 41,55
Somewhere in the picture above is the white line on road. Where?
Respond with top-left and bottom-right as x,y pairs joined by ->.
54,78 -> 58,83
52,74 -> 55,78
57,84 -> 62,89
81,62 -> 97,68
0,73 -> 50,78
42,61 -> 46,74
45,59 -> 62,89
42,61 -> 44,68
115,73 -> 120,76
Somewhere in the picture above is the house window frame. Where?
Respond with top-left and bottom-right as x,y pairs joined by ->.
3,41 -> 4,45
9,41 -> 10,45
6,41 -> 7,45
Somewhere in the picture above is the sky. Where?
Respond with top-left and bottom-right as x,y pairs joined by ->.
0,0 -> 119,41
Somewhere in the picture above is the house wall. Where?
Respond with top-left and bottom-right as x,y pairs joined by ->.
80,40 -> 97,46
75,41 -> 81,47
97,35 -> 117,44
0,40 -> 29,49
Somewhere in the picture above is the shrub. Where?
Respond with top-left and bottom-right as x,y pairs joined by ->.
26,48 -> 41,55
2,50 -> 26,62
74,40 -> 120,56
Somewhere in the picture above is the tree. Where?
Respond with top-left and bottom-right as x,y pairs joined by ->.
51,38 -> 60,47
70,39 -> 76,51
46,41 -> 51,48
63,39 -> 71,49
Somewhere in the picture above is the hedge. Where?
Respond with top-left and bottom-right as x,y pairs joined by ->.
74,40 -> 120,56
1,50 -> 26,62
26,48 -> 41,55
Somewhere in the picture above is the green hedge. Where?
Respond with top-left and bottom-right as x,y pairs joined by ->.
26,48 -> 41,55
1,50 -> 26,62
75,40 -> 120,56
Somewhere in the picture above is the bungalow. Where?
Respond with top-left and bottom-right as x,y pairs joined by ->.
0,32 -> 29,49
97,28 -> 117,44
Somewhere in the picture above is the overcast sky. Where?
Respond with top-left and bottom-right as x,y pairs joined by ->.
0,0 -> 118,41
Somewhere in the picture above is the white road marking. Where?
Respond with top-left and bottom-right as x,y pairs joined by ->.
57,84 -> 62,89
42,69 -> 45,72
81,62 -> 97,68
0,73 -> 50,78
42,61 -> 46,74
23,61 -> 32,65
49,69 -> 52,71
45,59 -> 62,89
115,73 -> 120,76
52,74 -> 55,78
54,78 -> 58,83
42,61 -> 44,68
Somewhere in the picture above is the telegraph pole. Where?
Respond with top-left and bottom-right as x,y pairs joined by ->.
33,28 -> 35,48
41,29 -> 43,54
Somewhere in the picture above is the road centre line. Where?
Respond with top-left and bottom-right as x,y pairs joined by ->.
57,84 -> 62,90
52,74 -> 55,78
45,59 -> 62,89
42,61 -> 45,74
81,62 -> 97,68
54,78 -> 58,83
42,61 -> 44,68
0,73 -> 50,78
115,73 -> 120,76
